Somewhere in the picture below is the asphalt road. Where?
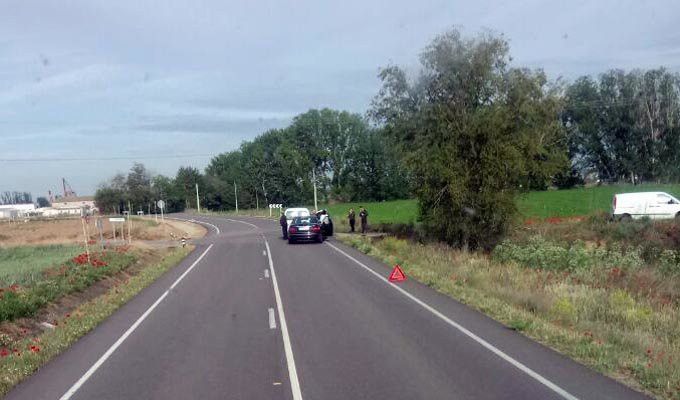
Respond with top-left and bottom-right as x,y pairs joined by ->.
6,214 -> 651,400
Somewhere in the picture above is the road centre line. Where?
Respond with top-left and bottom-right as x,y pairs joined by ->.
224,218 -> 259,229
325,241 -> 579,400
59,244 -> 214,400
269,308 -> 277,329
264,236 -> 303,400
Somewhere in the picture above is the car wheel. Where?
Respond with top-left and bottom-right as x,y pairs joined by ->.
317,235 -> 324,243
288,238 -> 295,244
328,222 -> 333,236
619,214 -> 632,222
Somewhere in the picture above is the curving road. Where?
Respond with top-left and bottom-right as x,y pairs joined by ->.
6,215 -> 650,400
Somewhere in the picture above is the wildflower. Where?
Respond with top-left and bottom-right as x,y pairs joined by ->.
29,345 -> 40,353
0,349 -> 8,357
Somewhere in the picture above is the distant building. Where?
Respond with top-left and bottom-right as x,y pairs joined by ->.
51,196 -> 97,212
0,209 -> 19,220
0,203 -> 36,219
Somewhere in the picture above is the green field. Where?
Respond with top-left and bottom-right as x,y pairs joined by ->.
517,184 -> 680,219
215,183 -> 680,224
322,199 -> 419,225
0,244 -> 82,286
323,184 -> 680,223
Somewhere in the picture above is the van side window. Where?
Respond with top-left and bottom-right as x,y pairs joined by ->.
657,194 -> 672,204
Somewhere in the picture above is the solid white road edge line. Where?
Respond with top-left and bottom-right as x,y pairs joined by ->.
165,216 -> 220,235
325,241 -> 579,400
264,236 -> 303,400
59,244 -> 214,400
269,307 -> 277,329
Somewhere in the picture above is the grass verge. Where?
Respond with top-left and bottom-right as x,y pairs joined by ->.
0,245 -> 82,286
0,246 -> 191,396
339,234 -> 679,399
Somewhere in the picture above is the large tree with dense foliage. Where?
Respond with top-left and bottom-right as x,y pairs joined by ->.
371,29 -> 568,249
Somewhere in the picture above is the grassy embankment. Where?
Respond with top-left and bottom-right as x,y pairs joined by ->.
335,186 -> 680,400
0,246 -> 191,395
0,218 -> 198,395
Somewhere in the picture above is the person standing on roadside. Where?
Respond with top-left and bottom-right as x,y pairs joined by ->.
359,207 -> 368,235
279,212 -> 288,239
348,208 -> 356,233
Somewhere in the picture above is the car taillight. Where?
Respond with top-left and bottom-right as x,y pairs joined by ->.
289,227 -> 298,234
311,225 -> 321,233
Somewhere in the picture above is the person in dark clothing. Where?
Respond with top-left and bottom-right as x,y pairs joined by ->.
359,207 -> 368,235
279,212 -> 288,239
348,208 -> 356,233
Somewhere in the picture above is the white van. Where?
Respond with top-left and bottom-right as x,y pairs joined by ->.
612,192 -> 680,221
284,207 -> 310,229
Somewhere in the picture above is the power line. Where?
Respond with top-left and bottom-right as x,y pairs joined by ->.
0,153 -> 215,162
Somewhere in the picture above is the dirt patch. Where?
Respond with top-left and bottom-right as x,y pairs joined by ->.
0,217 -> 206,247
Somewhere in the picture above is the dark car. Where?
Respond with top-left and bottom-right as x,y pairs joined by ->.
288,216 -> 324,244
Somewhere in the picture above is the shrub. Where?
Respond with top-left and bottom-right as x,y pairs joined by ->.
551,297 -> 577,323
659,250 -> 680,275
493,236 -> 643,271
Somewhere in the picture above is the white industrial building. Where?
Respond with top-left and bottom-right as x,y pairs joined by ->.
0,203 -> 36,219
0,196 -> 98,220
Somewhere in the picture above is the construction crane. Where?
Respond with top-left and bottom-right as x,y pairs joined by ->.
62,178 -> 76,198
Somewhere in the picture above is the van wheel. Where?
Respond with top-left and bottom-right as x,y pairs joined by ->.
620,214 -> 632,222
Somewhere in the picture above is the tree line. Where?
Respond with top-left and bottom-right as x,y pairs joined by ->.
95,27 -> 680,249
95,110 -> 408,214
0,192 -> 32,205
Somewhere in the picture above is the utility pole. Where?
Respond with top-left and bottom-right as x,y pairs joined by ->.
234,181 -> 239,213
127,200 -> 132,244
312,168 -> 318,211
195,183 -> 201,213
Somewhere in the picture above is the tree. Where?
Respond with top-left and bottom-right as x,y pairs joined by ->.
0,191 -> 32,205
152,175 -> 185,213
175,166 -> 202,209
36,197 -> 50,208
94,185 -> 126,214
126,163 -> 152,212
371,28 -> 567,249
564,68 -> 680,183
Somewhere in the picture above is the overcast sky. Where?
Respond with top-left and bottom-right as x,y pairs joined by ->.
1,0 -> 679,198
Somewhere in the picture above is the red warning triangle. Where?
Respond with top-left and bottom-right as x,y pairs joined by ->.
389,265 -> 407,282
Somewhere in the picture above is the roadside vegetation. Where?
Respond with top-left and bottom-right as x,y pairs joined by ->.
340,215 -> 680,399
0,217 -> 201,394
0,247 -> 191,396
0,249 -> 135,322
0,245 -> 82,286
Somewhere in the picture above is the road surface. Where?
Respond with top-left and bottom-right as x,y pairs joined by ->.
6,214 -> 650,400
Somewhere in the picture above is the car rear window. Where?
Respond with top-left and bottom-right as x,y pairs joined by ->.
286,210 -> 309,219
293,216 -> 319,225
